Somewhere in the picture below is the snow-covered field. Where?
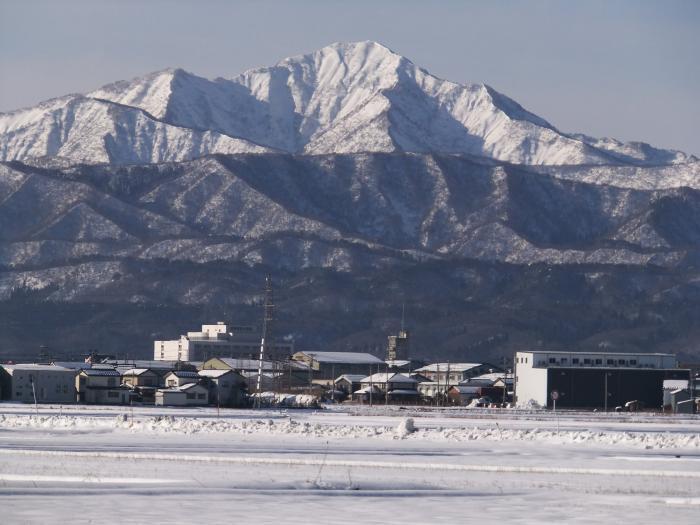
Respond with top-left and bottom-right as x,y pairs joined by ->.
1,404 -> 699,524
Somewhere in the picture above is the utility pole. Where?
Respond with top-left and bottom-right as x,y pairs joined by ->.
255,275 -> 274,409
604,372 -> 609,412
436,363 -> 440,407
369,365 -> 373,407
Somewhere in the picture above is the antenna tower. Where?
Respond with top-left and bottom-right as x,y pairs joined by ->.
255,275 -> 275,408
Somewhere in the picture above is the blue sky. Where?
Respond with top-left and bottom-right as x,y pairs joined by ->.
1,0 -> 698,154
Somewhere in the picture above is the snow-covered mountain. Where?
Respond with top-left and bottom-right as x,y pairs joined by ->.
1,41 -> 695,166
1,41 -> 699,359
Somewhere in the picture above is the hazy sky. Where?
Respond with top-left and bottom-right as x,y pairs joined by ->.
1,0 -> 698,155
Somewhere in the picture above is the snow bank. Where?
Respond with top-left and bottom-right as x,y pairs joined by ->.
250,393 -> 319,408
395,417 -> 415,438
1,413 -> 699,449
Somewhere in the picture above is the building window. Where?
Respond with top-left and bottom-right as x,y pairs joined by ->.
630,359 -> 637,365
572,358 -> 579,364
595,359 -> 602,365
584,358 -> 591,365
561,358 -> 568,364
607,359 -> 614,365
186,393 -> 196,400
618,359 -> 626,365
197,394 -> 206,400
548,358 -> 556,364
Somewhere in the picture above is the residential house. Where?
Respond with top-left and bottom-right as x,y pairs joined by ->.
354,373 -> 418,403
155,382 -> 208,406
334,374 -> 365,397
164,370 -> 200,388
414,363 -> 498,386
198,369 -> 247,406
76,368 -> 129,404
448,385 -> 503,406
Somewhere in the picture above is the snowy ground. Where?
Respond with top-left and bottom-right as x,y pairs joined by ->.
1,403 -> 699,524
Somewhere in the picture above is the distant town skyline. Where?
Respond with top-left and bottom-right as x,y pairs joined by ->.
1,0 -> 698,155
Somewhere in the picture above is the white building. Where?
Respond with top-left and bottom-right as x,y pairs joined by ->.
414,363 -> 496,385
514,350 -> 686,409
0,364 -> 76,403
163,370 -> 200,388
155,382 -> 209,406
154,322 -> 294,361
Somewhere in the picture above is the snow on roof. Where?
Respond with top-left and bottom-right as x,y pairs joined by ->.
388,389 -> 418,395
52,361 -> 92,369
209,358 -> 308,371
180,382 -> 205,391
298,351 -> 383,364
663,379 -> 689,390
335,374 -> 366,382
415,363 -> 484,372
198,369 -> 236,378
451,385 -> 481,394
82,368 -> 121,377
1,364 -> 73,372
361,373 -> 417,384
353,386 -> 382,394
385,360 -> 411,367
167,370 -> 200,378
121,368 -> 152,376
473,372 -> 509,381
107,360 -> 183,368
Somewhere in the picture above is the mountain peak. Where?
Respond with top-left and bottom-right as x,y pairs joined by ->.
0,41 -> 694,167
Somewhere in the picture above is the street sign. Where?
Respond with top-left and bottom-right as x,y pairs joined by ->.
550,390 -> 559,401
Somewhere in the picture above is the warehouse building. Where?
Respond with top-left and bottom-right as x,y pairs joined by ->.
0,364 -> 76,403
514,351 -> 689,409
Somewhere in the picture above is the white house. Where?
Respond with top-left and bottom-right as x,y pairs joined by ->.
414,363 -> 496,385
0,364 -> 76,404
155,382 -> 209,406
164,370 -> 200,388
355,373 -> 418,402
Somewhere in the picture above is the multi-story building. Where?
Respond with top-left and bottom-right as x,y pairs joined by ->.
76,368 -> 129,404
514,350 -> 689,409
387,331 -> 409,361
154,322 -> 294,361
0,364 -> 76,403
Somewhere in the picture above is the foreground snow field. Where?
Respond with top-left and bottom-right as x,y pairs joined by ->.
1,404 -> 699,524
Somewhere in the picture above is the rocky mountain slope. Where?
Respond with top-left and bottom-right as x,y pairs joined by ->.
0,42 -> 698,360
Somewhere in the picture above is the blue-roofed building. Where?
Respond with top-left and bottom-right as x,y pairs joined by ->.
164,370 -> 200,388
76,368 -> 129,404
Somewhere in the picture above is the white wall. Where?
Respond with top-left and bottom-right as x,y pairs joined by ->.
8,368 -> 76,403
514,353 -> 548,406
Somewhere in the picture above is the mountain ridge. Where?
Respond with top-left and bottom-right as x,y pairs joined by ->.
1,41 -> 695,167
